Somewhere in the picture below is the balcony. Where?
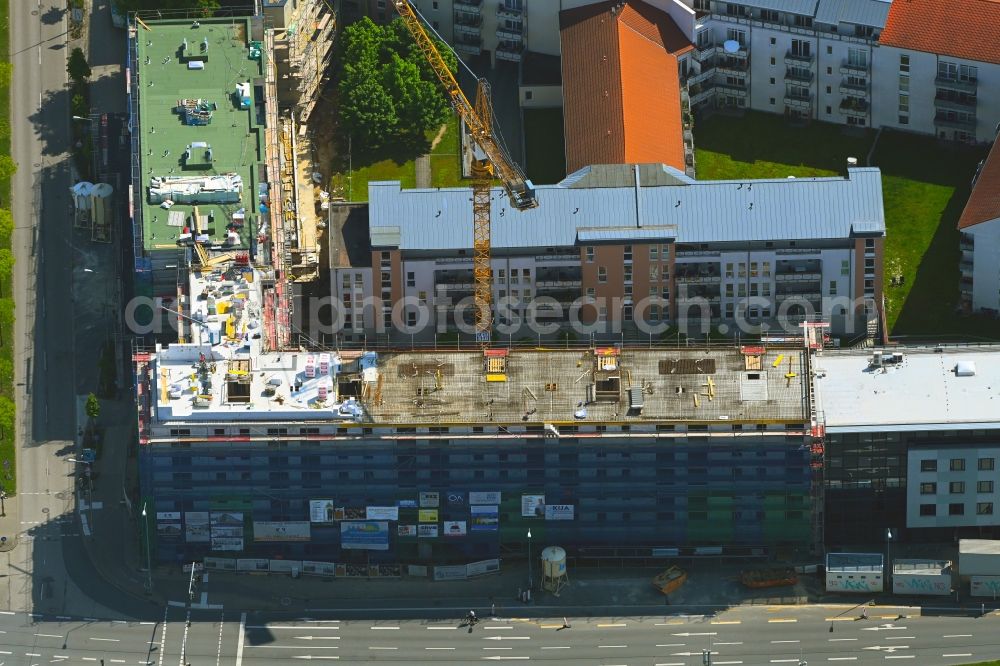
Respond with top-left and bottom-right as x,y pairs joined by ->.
934,93 -> 977,113
839,59 -> 869,75
496,2 -> 522,19
775,260 -> 821,282
690,85 -> 715,106
717,58 -> 749,76
785,50 -> 814,66
695,43 -> 716,62
960,259 -> 974,274
776,291 -> 822,302
784,68 -> 814,84
687,67 -> 716,87
675,263 -> 722,284
784,92 -> 812,109
960,235 -> 975,251
496,26 -> 523,41
839,98 -> 869,117
934,113 -> 976,131
495,41 -> 523,62
839,82 -> 867,97
717,83 -> 749,98
935,76 -> 978,94
454,40 -> 482,56
960,277 -> 974,294
455,0 -> 482,12
454,22 -> 481,37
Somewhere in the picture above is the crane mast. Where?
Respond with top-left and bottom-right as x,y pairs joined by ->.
391,0 -> 537,342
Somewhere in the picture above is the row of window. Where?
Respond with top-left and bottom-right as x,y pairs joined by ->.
585,245 -> 670,264
919,502 -> 993,517
920,480 -> 994,495
919,457 -> 995,472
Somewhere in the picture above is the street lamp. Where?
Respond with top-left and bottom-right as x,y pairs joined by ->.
886,528 -> 894,593
527,528 -> 533,593
140,503 -> 153,593
71,115 -> 93,122
0,487 -> 6,517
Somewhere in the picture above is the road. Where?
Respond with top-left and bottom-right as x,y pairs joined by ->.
0,606 -> 995,665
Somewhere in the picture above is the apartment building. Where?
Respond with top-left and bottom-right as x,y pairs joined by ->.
957,137 -> 1000,314
815,346 -> 1000,544
350,163 -> 884,341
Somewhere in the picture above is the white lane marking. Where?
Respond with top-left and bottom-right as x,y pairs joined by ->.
483,647 -> 513,650
716,641 -> 743,645
772,640 -> 800,644
82,659 -> 97,662
771,660 -> 800,663
369,626 -> 399,630
55,617 -> 71,621
26,654 -> 41,658
540,647 -> 570,650
829,638 -> 858,642
110,660 -> 126,664
485,626 -> 513,630
35,634 -> 62,638
157,606 -> 168,666
425,647 -> 456,650
655,663 -> 686,666
886,636 -> 914,640
368,647 -> 398,650
0,652 -> 11,656
428,626 -> 457,630
598,645 -> 628,648
943,654 -> 972,658
0,611 -> 14,615
89,638 -> 121,642
246,626 -> 339,630
84,618 -> 99,622
216,610 -> 225,666
768,619 -> 797,623
885,656 -> 914,660
597,623 -> 627,628
714,662 -> 743,665
828,658 -> 858,662
943,635 -> 972,638
236,612 -> 247,666
245,646 -> 338,650
656,644 -> 686,647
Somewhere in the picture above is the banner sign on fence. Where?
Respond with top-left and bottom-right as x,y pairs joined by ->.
443,520 -> 467,537
340,521 -> 390,550
418,509 -> 438,522
184,512 -> 210,543
418,524 -> 438,538
466,559 -> 501,577
309,499 -> 337,523
469,491 -> 501,505
521,495 -> 545,518
544,504 -> 575,521
252,521 -> 312,542
433,565 -> 468,581
446,491 -> 466,506
471,505 -> 499,531
397,524 -> 417,537
210,512 -> 244,552
398,498 -> 418,508
366,506 -> 399,521
419,492 -> 440,508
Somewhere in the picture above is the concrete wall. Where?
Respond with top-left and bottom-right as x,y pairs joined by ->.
519,84 -> 563,108
969,219 -> 1000,312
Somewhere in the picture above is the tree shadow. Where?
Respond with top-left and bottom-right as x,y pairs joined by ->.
28,87 -> 72,159
40,6 -> 66,26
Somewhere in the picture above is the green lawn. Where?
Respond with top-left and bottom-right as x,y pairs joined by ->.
334,115 -> 465,202
0,0 -> 14,493
694,111 -> 991,339
523,107 -> 566,184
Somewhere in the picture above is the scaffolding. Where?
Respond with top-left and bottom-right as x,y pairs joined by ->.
285,0 -> 336,122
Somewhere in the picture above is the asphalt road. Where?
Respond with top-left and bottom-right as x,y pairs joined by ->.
0,606 -> 996,666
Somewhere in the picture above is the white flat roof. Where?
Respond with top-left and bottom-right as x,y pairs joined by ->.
960,539 -> 1000,556
813,346 -> 1000,432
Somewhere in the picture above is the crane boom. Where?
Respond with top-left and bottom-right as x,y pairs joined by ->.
392,0 -> 537,343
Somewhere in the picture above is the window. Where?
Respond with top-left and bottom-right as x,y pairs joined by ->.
623,245 -> 633,261
979,457 -> 995,471
585,246 -> 594,262
827,45 -> 833,55
650,246 -> 659,261
847,48 -> 867,68
790,39 -> 811,57
726,28 -> 746,46
417,290 -> 427,304
624,265 -> 633,282
949,503 -> 965,516
899,54 -> 909,73
979,481 -> 994,494
841,260 -> 850,276
598,266 -> 607,283
770,57 -> 775,66
919,504 -> 936,517
950,481 -> 966,494
920,482 -> 936,495
898,75 -> 909,92
523,90 -> 533,101
898,115 -> 909,125
921,459 -> 938,472
650,265 -> 659,281
725,283 -> 734,298
725,263 -> 734,279
586,287 -> 595,298
792,14 -> 812,27
763,11 -> 778,23
750,262 -> 758,278
737,283 -> 746,297
770,97 -> 776,105
762,283 -> 770,297
979,502 -> 994,515
951,458 -> 966,471
769,77 -> 775,85
762,261 -> 771,277
826,86 -> 831,95
829,280 -> 838,295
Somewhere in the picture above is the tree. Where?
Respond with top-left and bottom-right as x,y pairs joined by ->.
0,298 -> 12,347
0,249 -> 14,296
85,392 -> 101,420
67,48 -> 91,82
336,17 -> 456,151
0,157 -> 17,181
72,93 -> 89,119
0,63 -> 12,88
0,209 -> 13,247
0,396 -> 13,441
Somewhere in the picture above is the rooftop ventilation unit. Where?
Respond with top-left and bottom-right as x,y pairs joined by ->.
956,361 -> 977,377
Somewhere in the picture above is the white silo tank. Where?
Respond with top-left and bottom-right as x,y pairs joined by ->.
71,181 -> 94,213
91,183 -> 114,230
541,546 -> 569,594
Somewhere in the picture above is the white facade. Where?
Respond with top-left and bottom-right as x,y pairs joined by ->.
962,219 -> 1000,314
825,553 -> 884,593
906,446 -> 1000,529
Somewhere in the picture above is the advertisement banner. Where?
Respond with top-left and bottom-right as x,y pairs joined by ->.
210,512 -> 244,552
467,559 -> 501,577
433,565 -> 468,581
398,498 -> 418,508
471,505 -> 499,531
544,504 -> 575,521
521,495 -> 546,518
340,521 -> 390,551
418,524 -> 438,538
252,521 -> 312,542
397,524 -> 417,537
469,491 -> 501,505
184,512 -> 210,543
446,491 -> 466,507
309,499 -> 337,523
366,506 -> 399,521
156,511 -> 181,521
418,509 -> 438,523
156,522 -> 183,541
443,520 -> 467,537
302,561 -> 337,577
419,491 -> 440,508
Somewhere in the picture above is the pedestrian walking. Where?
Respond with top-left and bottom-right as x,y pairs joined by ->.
562,617 -> 570,629
491,601 -> 496,617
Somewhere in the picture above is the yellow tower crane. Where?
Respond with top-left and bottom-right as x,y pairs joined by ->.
392,0 -> 538,343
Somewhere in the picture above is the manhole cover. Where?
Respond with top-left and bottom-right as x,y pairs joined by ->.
54,491 -> 70,501
31,10 -> 38,15
41,508 -> 49,514
33,163 -> 40,167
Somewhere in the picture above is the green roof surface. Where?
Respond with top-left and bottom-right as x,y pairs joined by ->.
135,18 -> 264,253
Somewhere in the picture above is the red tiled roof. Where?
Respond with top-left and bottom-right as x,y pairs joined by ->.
559,0 -> 693,175
958,141 -> 1000,230
880,0 -> 1000,66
